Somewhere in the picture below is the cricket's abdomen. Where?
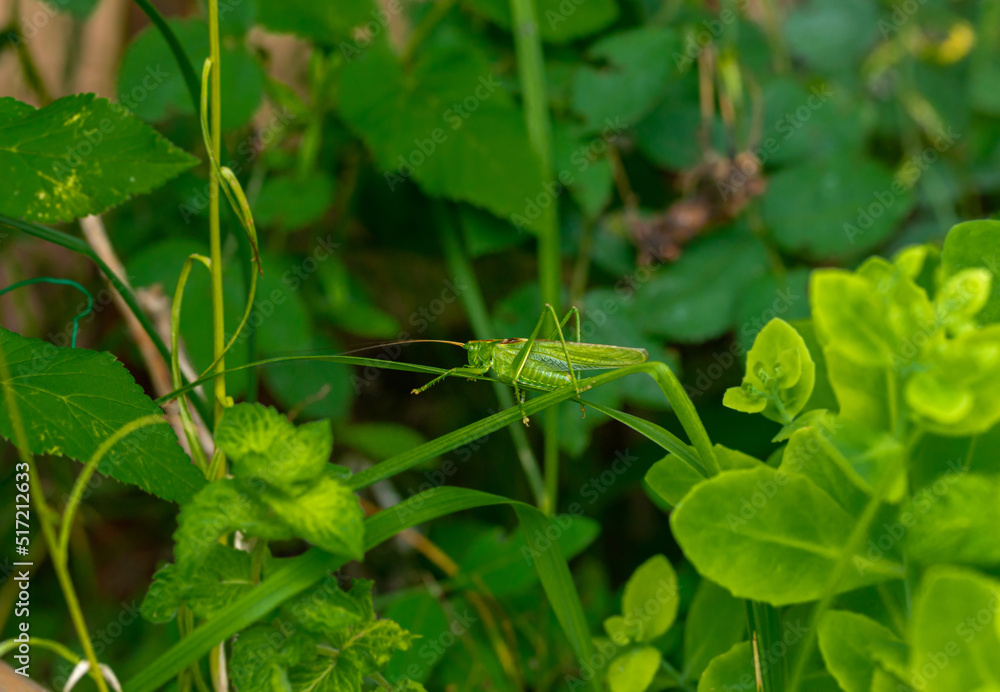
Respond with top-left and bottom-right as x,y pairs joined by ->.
491,344 -> 571,391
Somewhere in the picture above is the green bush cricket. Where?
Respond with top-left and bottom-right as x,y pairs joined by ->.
410,304 -> 649,425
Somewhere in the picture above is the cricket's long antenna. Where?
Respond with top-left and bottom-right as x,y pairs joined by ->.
268,339 -> 467,359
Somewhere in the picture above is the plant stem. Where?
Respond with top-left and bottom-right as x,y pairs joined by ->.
510,0 -> 560,514
785,456 -> 905,692
0,346 -> 110,692
438,208 -> 547,508
207,0 -> 227,446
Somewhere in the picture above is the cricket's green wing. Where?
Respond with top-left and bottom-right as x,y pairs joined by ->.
508,340 -> 649,371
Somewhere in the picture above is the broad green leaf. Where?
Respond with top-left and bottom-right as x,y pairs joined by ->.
253,173 -> 335,231
607,646 -> 660,692
682,579 -> 746,680
759,77 -> 864,166
174,479 -> 293,574
283,580 -> 366,636
671,466 -> 903,605
696,641 -> 754,692
910,567 -> 1000,690
338,43 -> 546,231
230,624 -> 318,692
264,472 -> 365,560
781,414 -> 904,508
0,328 -> 205,503
117,18 -> 264,130
621,555 -> 679,643
905,473 -> 1000,565
941,220 -> 1000,324
216,403 -> 333,490
724,318 -> 816,424
935,268 -> 993,333
811,271 -> 893,366
823,349 -> 892,430
552,122 -> 614,219
0,95 -> 197,223
762,157 -> 912,259
783,0 -> 878,74
463,0 -> 619,44
817,610 -> 907,692
639,229 -> 770,343
644,453 -> 706,509
905,325 -> 1000,435
571,27 -> 680,133
184,545 -> 255,620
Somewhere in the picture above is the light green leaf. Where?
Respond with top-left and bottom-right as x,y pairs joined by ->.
696,641 -> 754,692
230,624 -> 318,692
216,403 -> 332,490
0,328 -> 205,503
174,479 -> 293,574
725,318 -> 815,424
0,95 -> 197,223
622,555 -> 679,643
905,473 -> 1000,565
264,472 -> 365,560
283,581 -> 366,636
644,453 -> 706,509
941,220 -> 1000,325
671,466 -> 903,605
607,646 -> 660,692
910,567 -> 1000,690
817,610 -> 907,692
338,43 -> 546,231
811,270 -> 893,366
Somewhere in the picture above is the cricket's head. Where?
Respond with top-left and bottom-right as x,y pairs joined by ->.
464,340 -> 496,368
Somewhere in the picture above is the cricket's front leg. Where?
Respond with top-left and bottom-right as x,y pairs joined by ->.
411,365 -> 489,395
513,384 -> 530,427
